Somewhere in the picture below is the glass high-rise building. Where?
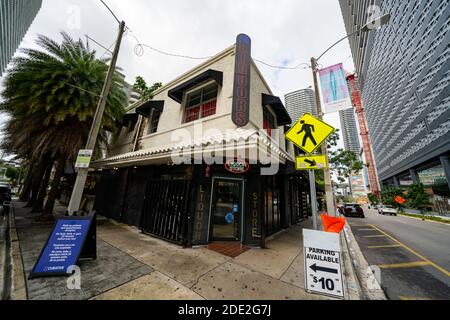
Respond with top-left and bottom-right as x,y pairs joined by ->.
339,0 -> 450,214
284,88 -> 317,123
339,108 -> 361,154
0,0 -> 43,76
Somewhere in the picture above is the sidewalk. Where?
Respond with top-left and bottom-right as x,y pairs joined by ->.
9,200 -> 361,300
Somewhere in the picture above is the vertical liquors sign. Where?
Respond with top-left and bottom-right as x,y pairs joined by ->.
232,34 -> 252,127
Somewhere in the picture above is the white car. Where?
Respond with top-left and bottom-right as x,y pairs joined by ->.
378,205 -> 399,216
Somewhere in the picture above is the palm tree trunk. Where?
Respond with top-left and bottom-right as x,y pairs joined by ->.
19,163 -> 34,202
41,154 -> 68,219
31,160 -> 55,213
26,160 -> 47,207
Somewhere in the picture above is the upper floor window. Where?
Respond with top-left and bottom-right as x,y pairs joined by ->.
184,84 -> 218,123
263,106 -> 276,137
148,109 -> 162,134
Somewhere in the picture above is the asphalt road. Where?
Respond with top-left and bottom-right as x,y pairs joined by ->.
346,207 -> 450,300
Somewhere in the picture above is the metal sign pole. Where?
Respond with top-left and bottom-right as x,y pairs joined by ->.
309,170 -> 318,230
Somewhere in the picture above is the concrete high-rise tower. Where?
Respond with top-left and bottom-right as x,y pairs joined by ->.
284,87 -> 317,123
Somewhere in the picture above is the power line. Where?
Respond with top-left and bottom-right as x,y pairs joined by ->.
253,59 -> 310,70
99,0 -> 121,24
128,32 -> 213,60
61,82 -> 102,97
85,34 -> 113,54
127,30 -> 311,70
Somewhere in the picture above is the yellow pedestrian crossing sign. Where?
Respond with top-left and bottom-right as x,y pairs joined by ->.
285,113 -> 336,154
296,155 -> 328,170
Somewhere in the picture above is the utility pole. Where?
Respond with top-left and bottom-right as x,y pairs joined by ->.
311,57 -> 336,217
309,170 -> 318,230
67,21 -> 126,215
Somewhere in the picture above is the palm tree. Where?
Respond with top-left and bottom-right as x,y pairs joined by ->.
0,32 -> 127,218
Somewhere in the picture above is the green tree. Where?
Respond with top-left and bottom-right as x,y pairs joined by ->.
326,129 -> 364,183
133,76 -> 162,100
381,187 -> 404,208
0,32 -> 127,218
368,193 -> 380,206
406,183 -> 430,214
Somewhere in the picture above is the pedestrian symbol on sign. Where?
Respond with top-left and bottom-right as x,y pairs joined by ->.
298,121 -> 317,147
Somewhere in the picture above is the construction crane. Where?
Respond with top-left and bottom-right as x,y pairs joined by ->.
346,73 -> 381,197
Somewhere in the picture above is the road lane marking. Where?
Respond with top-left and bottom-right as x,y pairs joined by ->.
379,261 -> 431,269
370,224 -> 450,277
368,245 -> 402,249
399,296 -> 431,301
357,228 -> 376,231
364,235 -> 386,238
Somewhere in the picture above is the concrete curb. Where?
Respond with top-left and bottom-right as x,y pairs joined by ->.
340,232 -> 364,300
343,223 -> 387,300
7,203 -> 27,300
0,210 -> 8,300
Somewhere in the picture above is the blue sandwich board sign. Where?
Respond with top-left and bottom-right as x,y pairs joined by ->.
29,215 -> 96,279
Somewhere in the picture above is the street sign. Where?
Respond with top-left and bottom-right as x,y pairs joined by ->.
395,196 -> 406,205
285,113 -> 336,154
303,229 -> 344,299
75,149 -> 93,169
296,155 -> 328,170
29,215 -> 97,279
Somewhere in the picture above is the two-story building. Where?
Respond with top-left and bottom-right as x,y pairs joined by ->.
92,35 -> 311,248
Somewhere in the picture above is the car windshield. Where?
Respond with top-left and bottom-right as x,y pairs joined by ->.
0,187 -> 10,193
385,206 -> 394,209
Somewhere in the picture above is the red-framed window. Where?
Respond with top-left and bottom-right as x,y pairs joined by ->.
263,106 -> 276,137
184,84 -> 218,123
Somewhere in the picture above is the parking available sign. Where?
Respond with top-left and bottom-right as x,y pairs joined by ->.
303,229 -> 344,299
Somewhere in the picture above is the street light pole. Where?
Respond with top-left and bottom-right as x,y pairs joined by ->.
311,57 -> 337,217
67,21 -> 126,215
307,13 -> 391,218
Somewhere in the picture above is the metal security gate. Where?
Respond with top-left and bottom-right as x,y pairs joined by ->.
140,179 -> 191,245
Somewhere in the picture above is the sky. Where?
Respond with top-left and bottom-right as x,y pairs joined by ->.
0,0 -> 358,152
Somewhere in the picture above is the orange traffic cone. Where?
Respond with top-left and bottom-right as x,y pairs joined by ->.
320,214 -> 346,233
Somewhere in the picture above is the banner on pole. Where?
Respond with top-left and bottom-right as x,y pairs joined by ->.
318,63 -> 353,114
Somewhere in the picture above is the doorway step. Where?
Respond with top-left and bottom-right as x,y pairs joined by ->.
207,242 -> 250,258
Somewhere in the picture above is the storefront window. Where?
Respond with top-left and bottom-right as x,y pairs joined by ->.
398,173 -> 413,188
265,177 -> 281,236
417,164 -> 450,214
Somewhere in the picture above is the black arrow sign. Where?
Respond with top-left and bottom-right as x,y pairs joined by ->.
304,159 -> 317,167
310,263 -> 338,274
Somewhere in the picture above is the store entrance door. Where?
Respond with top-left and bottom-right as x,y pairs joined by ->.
210,178 -> 243,242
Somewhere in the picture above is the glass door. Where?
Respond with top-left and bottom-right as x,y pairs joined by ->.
210,178 -> 243,241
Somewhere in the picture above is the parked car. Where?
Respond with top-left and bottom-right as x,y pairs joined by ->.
338,203 -> 365,218
0,184 -> 12,215
378,205 -> 398,216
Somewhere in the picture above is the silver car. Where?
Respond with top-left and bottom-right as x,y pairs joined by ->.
378,205 -> 399,216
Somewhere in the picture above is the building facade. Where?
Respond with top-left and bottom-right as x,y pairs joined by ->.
284,88 -> 317,122
0,0 -> 42,76
339,108 -> 361,154
340,0 -> 450,213
92,40 -> 311,247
